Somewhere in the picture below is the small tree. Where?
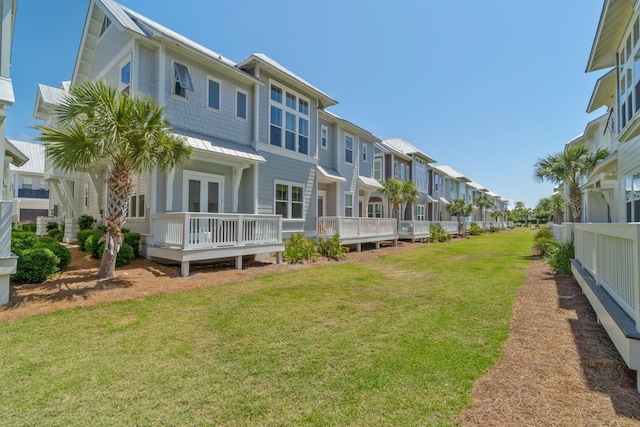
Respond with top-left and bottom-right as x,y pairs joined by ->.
380,178 -> 404,218
448,199 -> 472,236
474,193 -> 493,222
550,193 -> 565,224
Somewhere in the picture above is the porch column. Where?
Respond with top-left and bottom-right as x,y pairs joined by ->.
166,169 -> 175,212
232,164 -> 250,213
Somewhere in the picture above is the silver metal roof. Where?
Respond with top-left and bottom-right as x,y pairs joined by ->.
178,133 -> 265,163
8,140 -> 45,173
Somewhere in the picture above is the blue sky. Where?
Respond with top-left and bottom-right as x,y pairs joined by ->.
8,0 -> 605,209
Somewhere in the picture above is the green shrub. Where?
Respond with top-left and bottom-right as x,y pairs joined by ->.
34,239 -> 72,271
18,222 -> 37,232
283,233 -> 317,264
430,225 -> 451,243
469,222 -> 483,236
14,248 -> 59,284
85,231 -> 106,259
47,228 -> 63,241
544,241 -> 574,275
532,237 -> 555,257
46,222 -> 59,231
123,232 -> 141,258
77,215 -> 96,231
115,243 -> 135,267
489,226 -> 501,233
76,229 -> 95,251
534,227 -> 553,241
97,225 -> 107,233
11,231 -> 38,253
317,234 -> 348,260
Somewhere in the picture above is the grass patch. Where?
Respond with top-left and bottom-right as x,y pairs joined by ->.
0,229 -> 533,426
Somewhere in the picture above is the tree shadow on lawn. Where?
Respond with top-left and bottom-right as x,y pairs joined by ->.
554,271 -> 640,419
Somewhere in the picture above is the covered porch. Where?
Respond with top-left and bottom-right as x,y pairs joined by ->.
146,212 -> 284,277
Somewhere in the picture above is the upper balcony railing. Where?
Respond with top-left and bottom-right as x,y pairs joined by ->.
17,188 -> 49,199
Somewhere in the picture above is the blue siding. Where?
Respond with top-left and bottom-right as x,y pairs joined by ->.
90,28 -> 130,80
137,44 -> 158,99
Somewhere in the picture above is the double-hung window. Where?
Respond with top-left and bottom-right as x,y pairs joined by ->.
207,78 -> 220,110
415,159 -> 427,191
174,63 -> 194,99
362,143 -> 367,162
321,126 -> 328,149
374,158 -> 382,181
345,136 -> 353,164
128,174 -> 146,218
275,181 -> 304,219
345,193 -> 353,217
269,83 -> 310,155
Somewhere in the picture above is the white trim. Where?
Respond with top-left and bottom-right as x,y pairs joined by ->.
362,142 -> 368,163
257,142 -> 318,165
158,45 -> 166,105
235,88 -> 248,121
317,190 -> 326,217
344,133 -> 354,165
275,179 -> 305,220
320,125 -> 328,150
268,79 -> 311,155
206,75 -> 221,112
183,170 -> 225,213
95,43 -> 135,81
344,192 -> 354,217
172,61 -> 193,100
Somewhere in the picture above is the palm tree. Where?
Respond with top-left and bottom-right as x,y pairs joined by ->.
474,193 -> 493,222
38,81 -> 193,280
534,145 -> 609,223
549,193 -> 565,224
536,197 -> 552,223
448,198 -> 472,236
400,180 -> 419,220
490,209 -> 502,225
380,178 -> 404,218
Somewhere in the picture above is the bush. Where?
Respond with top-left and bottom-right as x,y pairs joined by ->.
283,233 -> 317,263
115,243 -> 135,267
77,215 -> 96,231
469,222 -> 483,236
14,248 -> 59,284
123,232 -> 141,258
11,231 -> 38,253
76,229 -> 96,251
85,231 -> 106,259
545,242 -> 574,275
34,238 -> 72,271
47,228 -> 63,241
18,222 -> 37,232
534,227 -> 553,241
46,221 -> 59,231
430,225 -> 451,243
317,234 -> 348,260
532,237 -> 555,257
489,226 -> 501,233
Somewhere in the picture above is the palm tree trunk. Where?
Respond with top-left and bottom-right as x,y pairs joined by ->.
98,162 -> 132,280
569,183 -> 583,223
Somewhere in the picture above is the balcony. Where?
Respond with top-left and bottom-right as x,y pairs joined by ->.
17,188 -> 49,199
146,213 -> 284,277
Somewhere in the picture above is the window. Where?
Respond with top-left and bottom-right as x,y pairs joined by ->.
320,126 -> 328,149
345,136 -> 353,164
374,158 -> 382,181
99,16 -> 111,37
345,193 -> 353,217
394,160 -> 409,180
368,202 -> 382,218
207,78 -> 220,110
120,61 -> 131,95
22,177 -> 32,190
236,90 -> 247,119
275,181 -> 304,219
129,174 -> 147,218
174,63 -> 193,98
417,205 -> 425,221
362,143 -> 368,162
617,20 -> 640,132
269,83 -> 310,154
84,183 -> 89,208
626,172 -> 640,222
415,158 -> 427,191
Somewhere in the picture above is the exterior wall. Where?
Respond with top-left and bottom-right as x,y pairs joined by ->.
162,49 -> 253,144
89,23 -> 131,81
317,118 -> 335,168
137,43 -> 158,100
257,150 -> 316,236
618,135 -> 640,220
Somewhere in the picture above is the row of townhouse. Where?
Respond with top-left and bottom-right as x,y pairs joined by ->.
553,0 -> 640,391
32,0 -> 509,277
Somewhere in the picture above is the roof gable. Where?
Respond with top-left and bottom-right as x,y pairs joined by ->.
586,0 -> 634,72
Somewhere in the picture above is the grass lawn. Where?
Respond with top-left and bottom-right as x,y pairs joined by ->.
0,228 -> 534,426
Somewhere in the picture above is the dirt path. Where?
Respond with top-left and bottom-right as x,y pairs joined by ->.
461,258 -> 640,426
2,242 -> 640,424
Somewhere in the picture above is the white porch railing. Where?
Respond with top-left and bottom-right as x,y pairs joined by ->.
432,221 -> 461,235
398,220 -> 431,240
151,213 -> 282,250
317,217 -> 398,240
550,222 -> 574,243
574,223 -> 640,332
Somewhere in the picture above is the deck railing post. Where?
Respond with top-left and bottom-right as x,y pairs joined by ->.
183,213 -> 190,250
634,224 -> 640,333
237,215 -> 243,246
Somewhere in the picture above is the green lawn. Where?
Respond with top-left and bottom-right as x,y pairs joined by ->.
0,228 -> 533,426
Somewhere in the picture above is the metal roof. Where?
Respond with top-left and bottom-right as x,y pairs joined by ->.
8,140 -> 45,173
177,132 -> 265,163
431,164 -> 471,182
380,138 -> 437,163
317,165 -> 346,182
358,175 -> 383,189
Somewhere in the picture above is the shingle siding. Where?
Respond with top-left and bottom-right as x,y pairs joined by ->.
137,44 -> 158,99
90,28 -> 131,81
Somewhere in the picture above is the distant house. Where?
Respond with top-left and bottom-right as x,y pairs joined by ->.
7,140 -> 48,223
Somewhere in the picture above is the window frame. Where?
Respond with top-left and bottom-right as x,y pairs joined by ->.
368,202 -> 382,218
274,180 -> 305,220
99,16 -> 112,38
120,60 -> 131,96
182,170 -> 225,214
235,88 -> 248,120
320,125 -> 328,150
84,183 -> 89,208
344,192 -> 354,217
417,205 -> 425,221
362,142 -> 368,163
345,134 -> 354,164
206,76 -> 221,111
374,157 -> 382,181
173,62 -> 194,100
268,81 -> 311,155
